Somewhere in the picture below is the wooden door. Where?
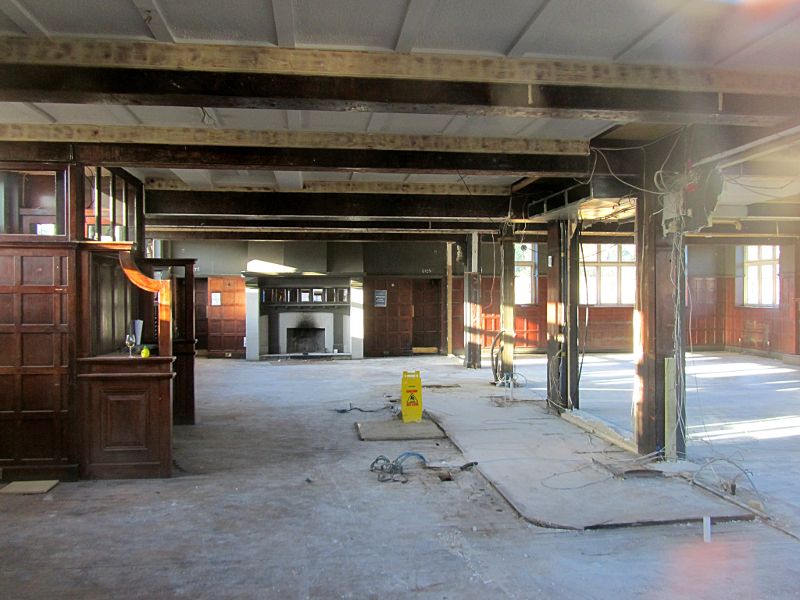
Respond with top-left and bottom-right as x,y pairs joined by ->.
0,246 -> 76,480
412,278 -> 442,351
364,277 -> 413,356
207,276 -> 245,358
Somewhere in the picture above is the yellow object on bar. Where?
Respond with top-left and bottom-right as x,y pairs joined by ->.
401,371 -> 423,423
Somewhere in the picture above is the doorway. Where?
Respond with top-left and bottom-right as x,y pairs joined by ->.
364,277 -> 443,356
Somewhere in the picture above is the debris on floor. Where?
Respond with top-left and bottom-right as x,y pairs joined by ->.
369,451 -> 478,483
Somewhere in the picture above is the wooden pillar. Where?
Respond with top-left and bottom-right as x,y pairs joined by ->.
500,237 -> 515,376
545,221 -> 579,409
634,189 -> 684,456
464,233 -> 482,368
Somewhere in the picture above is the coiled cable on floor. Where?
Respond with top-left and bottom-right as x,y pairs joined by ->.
370,452 -> 478,483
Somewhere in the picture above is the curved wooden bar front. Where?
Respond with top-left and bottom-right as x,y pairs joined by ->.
77,356 -> 174,478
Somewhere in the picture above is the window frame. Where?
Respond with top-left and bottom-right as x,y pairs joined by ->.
741,244 -> 780,307
579,242 -> 637,307
513,242 -> 538,305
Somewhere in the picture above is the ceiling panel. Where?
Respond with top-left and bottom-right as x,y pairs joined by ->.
0,10 -> 24,35
462,175 -> 518,185
215,108 -> 290,131
159,0 -> 277,44
619,2 -> 800,67
519,118 -> 616,141
720,18 -> 800,72
512,0 -> 682,60
447,116 -> 530,138
404,174 -> 463,184
0,102 -> 52,123
415,0 -> 546,56
21,0 -> 151,37
31,103 -> 134,125
294,0 -> 406,50
301,110 -> 372,132
127,106 -> 206,126
212,170 -> 278,187
367,113 -> 454,135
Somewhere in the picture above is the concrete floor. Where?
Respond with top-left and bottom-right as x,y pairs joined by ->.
2,355 -> 799,599
513,351 -> 800,534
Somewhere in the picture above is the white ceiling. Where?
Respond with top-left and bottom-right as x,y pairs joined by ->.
1,0 -> 799,192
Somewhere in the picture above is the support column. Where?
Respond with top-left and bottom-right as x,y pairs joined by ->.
545,221 -> 579,410
634,188 -> 684,456
795,241 -> 800,356
464,233 -> 482,368
446,241 -> 453,356
500,237 -> 515,377
350,278 -> 364,359
245,285 -> 261,361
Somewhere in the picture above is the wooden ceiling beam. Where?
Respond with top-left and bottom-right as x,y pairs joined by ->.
0,122 -> 588,156
144,178 -> 510,196
145,189 -> 526,221
2,37 -> 800,96
0,142 -> 595,177
0,65 -> 794,126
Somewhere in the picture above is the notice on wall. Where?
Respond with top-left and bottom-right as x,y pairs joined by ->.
211,292 -> 222,306
374,289 -> 387,307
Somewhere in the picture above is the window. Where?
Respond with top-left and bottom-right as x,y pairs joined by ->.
0,169 -> 66,236
743,245 -> 780,306
514,243 -> 537,304
580,243 -> 636,305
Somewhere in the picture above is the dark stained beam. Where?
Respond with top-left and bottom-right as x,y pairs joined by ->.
145,216 -> 499,231
145,190 -> 524,221
0,65 -> 794,126
0,141 -> 592,176
149,229 -> 469,242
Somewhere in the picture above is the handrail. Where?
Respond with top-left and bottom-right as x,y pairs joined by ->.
118,250 -> 172,357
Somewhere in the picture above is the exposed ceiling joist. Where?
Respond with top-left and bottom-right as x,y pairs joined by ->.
145,190 -> 525,221
0,66 -> 793,127
146,217 -> 498,232
0,142 -> 596,177
149,229 -> 472,242
0,123 -> 589,156
2,37 -> 800,96
144,178 -> 510,196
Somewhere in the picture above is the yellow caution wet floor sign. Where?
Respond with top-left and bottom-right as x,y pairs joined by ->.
401,370 -> 423,423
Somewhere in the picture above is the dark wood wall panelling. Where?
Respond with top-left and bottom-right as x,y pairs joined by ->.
0,243 -> 77,480
206,276 -> 246,358
364,277 -> 444,357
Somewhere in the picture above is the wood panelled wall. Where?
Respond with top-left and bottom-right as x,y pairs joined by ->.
88,252 -> 133,356
206,276 -> 246,358
452,276 -> 634,353
0,243 -> 76,479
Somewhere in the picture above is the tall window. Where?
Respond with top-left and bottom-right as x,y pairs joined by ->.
743,245 -> 780,306
514,242 -> 537,304
580,243 -> 636,305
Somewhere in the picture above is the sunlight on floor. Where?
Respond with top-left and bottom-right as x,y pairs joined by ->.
688,415 -> 800,442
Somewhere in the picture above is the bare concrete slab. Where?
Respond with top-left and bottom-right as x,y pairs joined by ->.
423,390 -> 754,530
356,417 -> 445,441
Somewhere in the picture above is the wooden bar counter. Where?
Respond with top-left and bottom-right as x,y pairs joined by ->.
77,354 -> 174,479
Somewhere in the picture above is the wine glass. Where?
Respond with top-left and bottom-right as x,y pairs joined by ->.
125,334 -> 136,358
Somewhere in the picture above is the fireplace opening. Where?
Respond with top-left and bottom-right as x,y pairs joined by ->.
287,327 -> 325,354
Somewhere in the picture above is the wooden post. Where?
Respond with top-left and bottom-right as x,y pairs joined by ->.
500,237 -> 515,377
464,233 -> 482,368
545,221 -> 579,409
634,188 -> 682,456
